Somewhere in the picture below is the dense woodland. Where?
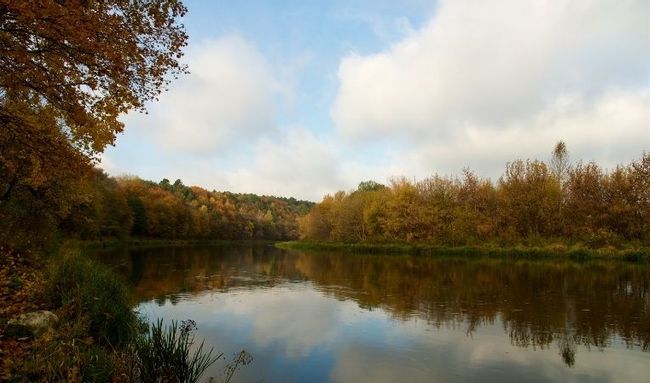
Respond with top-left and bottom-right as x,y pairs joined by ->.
4,142 -> 649,251
300,144 -> 650,248
1,167 -> 313,248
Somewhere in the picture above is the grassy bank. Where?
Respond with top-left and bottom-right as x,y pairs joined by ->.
2,249 -> 219,382
275,241 -> 650,262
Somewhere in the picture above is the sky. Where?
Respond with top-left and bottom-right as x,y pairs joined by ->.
100,0 -> 650,201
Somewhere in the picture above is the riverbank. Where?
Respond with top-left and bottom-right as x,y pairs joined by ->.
0,244 -> 220,381
275,241 -> 650,262
0,248 -> 48,380
70,238 -> 276,251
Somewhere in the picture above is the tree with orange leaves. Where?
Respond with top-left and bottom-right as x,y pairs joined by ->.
0,0 -> 188,245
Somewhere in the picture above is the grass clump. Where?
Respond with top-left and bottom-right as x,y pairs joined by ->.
45,252 -> 139,347
15,252 -> 234,382
128,319 -> 220,383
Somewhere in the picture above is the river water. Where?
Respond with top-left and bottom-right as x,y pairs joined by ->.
98,244 -> 650,383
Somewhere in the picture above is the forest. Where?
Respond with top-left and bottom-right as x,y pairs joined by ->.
300,144 -> 650,249
2,167 -> 313,249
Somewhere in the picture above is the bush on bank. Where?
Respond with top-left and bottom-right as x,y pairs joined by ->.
13,252 -> 218,382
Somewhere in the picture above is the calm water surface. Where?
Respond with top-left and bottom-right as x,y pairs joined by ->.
99,245 -> 650,383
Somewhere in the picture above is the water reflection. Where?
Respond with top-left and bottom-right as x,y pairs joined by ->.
98,245 -> 650,382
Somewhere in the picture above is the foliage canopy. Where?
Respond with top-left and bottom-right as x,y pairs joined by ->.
301,145 -> 650,248
0,0 -> 188,244
0,0 -> 187,198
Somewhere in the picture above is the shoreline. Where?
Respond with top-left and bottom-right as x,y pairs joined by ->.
69,238 -> 277,251
275,241 -> 650,262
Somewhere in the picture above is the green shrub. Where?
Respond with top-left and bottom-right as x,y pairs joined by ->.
621,249 -> 648,262
27,252 -> 225,382
584,229 -> 622,248
567,247 -> 590,260
46,252 -> 139,347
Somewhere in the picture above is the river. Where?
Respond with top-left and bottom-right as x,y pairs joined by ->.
98,244 -> 650,383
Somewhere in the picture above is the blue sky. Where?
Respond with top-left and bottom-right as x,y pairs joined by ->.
101,0 -> 650,201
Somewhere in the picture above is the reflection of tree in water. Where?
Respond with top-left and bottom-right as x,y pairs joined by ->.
99,246 -> 650,367
100,245 -> 305,301
300,252 -> 650,363
558,332 -> 577,367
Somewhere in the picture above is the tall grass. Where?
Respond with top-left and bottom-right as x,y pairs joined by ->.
129,319 -> 221,383
45,252 -> 139,347
37,252 -> 224,382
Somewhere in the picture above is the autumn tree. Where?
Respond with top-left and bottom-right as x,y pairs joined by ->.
455,169 -> 498,243
300,195 -> 333,240
563,162 -> 607,240
498,160 -> 561,240
0,0 -> 188,164
550,141 -> 570,186
603,165 -> 638,242
359,185 -> 389,240
629,153 -> 650,243
417,175 -> 462,243
383,177 -> 425,242
357,180 -> 386,192
0,0 -> 188,246
59,169 -> 133,239
328,191 -> 361,241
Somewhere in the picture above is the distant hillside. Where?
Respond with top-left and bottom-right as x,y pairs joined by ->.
59,169 -> 314,241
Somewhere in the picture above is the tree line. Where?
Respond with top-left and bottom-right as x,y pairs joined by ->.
1,167 -> 313,248
300,143 -> 650,248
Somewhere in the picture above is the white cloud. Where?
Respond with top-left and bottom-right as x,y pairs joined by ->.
97,152 -> 120,175
331,0 -> 650,163
104,1 -> 650,201
396,89 -> 650,179
123,35 -> 278,153
212,127 -> 426,200
101,125 -> 364,201
214,286 -> 351,358
219,127 -> 343,199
